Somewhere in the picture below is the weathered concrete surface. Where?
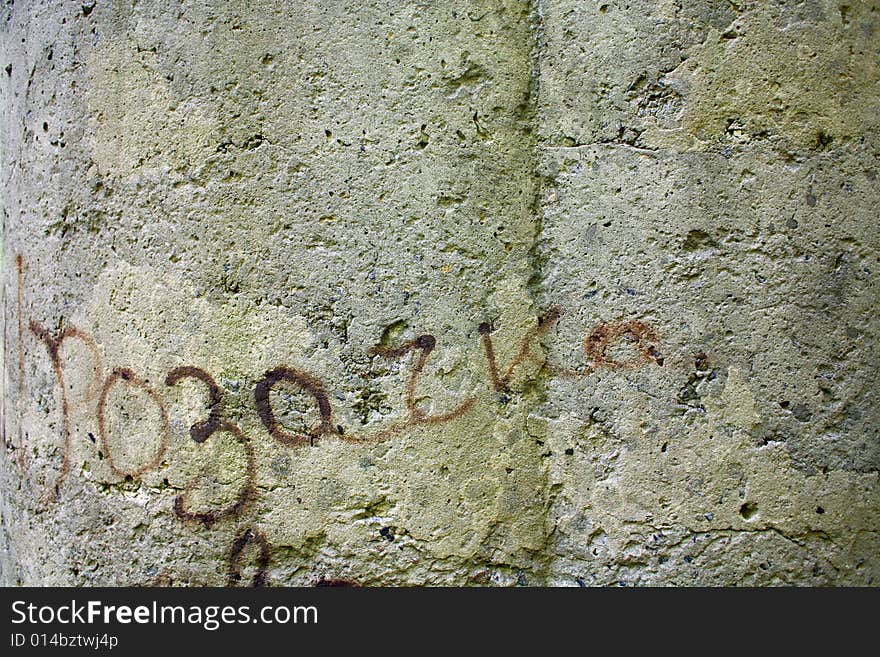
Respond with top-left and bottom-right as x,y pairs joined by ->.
1,0 -> 877,585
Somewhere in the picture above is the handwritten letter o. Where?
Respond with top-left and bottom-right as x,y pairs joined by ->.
97,368 -> 169,478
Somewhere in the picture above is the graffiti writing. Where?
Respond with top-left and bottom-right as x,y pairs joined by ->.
28,320 -> 104,499
479,306 -> 562,391
97,367 -> 169,479
166,366 -> 257,526
255,366 -> 338,447
227,527 -> 270,587
165,366 -> 224,443
9,254 -> 667,585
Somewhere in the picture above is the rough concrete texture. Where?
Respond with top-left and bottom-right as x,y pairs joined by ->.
0,0 -> 877,586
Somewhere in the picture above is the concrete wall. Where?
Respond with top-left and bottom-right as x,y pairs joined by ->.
1,0 -> 877,585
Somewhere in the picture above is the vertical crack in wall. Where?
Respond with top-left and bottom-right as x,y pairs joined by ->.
525,0 -> 548,308
519,0 -> 566,585
520,0 -> 554,582
484,0 -> 559,582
